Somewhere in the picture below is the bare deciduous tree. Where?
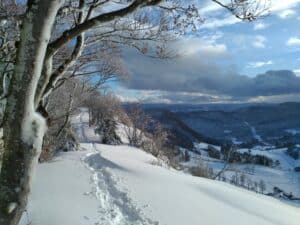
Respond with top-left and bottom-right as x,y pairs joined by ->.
213,144 -> 237,180
85,90 -> 124,144
40,79 -> 89,161
125,103 -> 150,147
258,179 -> 266,194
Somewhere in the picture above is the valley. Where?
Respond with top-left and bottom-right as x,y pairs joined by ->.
144,103 -> 300,203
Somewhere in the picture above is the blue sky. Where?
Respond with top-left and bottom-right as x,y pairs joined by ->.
110,0 -> 300,104
218,6 -> 300,76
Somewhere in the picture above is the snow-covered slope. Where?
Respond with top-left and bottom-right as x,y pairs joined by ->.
183,143 -> 300,197
20,109 -> 300,225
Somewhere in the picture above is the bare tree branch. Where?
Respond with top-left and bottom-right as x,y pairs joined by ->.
48,0 -> 164,55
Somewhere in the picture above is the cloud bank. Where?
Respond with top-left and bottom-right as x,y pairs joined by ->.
120,37 -> 300,104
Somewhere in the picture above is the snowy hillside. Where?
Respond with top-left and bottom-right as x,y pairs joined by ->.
183,143 -> 300,198
20,109 -> 300,225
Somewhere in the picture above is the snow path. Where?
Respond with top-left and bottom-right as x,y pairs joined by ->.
71,108 -> 101,143
70,109 -> 158,225
20,109 -> 300,225
84,148 -> 158,225
71,110 -> 157,223
19,151 -> 101,225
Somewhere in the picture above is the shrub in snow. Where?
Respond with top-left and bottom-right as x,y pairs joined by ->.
149,159 -> 164,167
42,125 -> 78,161
239,173 -> 246,187
85,91 -> 125,145
230,173 -> 239,185
95,117 -> 121,145
125,103 -> 178,166
183,150 -> 190,162
246,177 -> 253,190
226,172 -> 267,195
39,80 -> 85,161
207,145 -> 221,159
259,179 -> 266,194
189,161 -> 214,178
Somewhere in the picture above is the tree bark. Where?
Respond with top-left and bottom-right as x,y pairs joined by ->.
34,0 -> 86,108
0,1 -> 63,225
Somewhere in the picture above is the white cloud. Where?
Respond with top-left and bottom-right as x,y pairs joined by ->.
271,0 -> 300,11
252,35 -> 266,48
201,0 -> 300,15
278,9 -> 296,18
247,60 -> 273,68
184,43 -> 227,56
177,37 -> 228,57
253,22 -> 269,30
198,0 -> 300,29
116,88 -> 230,104
293,69 -> 300,76
200,15 -> 240,29
115,88 -> 164,103
286,37 -> 300,46
200,1 -> 222,14
248,93 -> 300,103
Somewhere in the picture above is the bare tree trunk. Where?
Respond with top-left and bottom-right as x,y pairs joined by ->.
0,1 -> 63,224
56,83 -> 77,138
213,146 -> 236,180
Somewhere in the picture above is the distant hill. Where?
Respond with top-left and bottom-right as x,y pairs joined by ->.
145,108 -> 221,149
144,102 -> 300,148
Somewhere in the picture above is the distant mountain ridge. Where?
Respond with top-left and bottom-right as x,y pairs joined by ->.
144,102 -> 300,148
145,108 -> 221,149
